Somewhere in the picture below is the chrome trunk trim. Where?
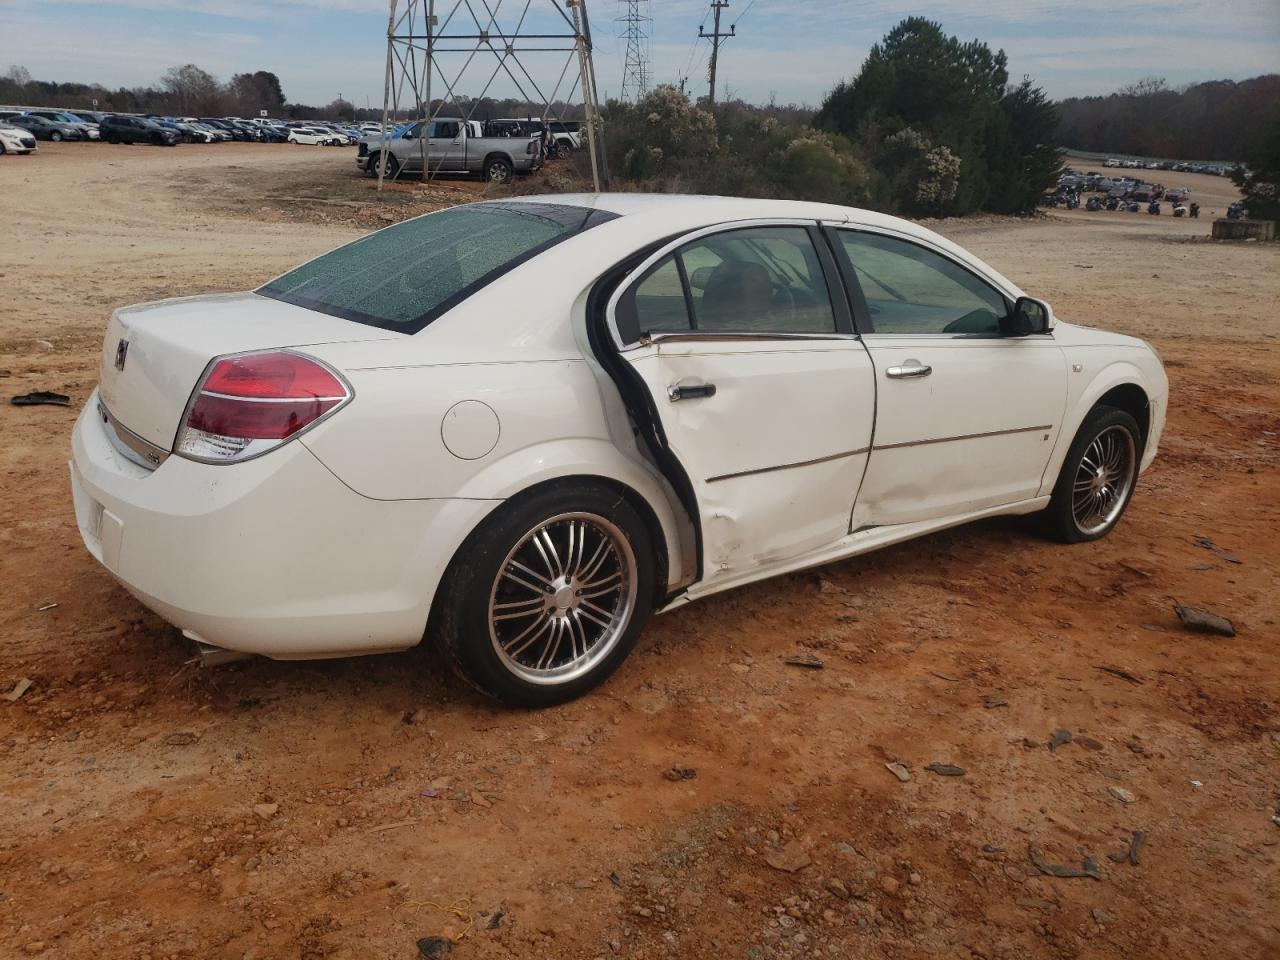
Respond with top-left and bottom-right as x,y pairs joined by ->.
98,400 -> 169,470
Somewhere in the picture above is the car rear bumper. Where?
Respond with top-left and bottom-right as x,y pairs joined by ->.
70,390 -> 499,659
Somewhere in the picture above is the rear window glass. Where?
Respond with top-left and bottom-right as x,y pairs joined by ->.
257,202 -> 616,333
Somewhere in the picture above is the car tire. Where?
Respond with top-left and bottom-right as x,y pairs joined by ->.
434,481 -> 657,707
1043,405 -> 1143,544
381,153 -> 399,179
485,156 -> 513,184
50,131 -> 62,142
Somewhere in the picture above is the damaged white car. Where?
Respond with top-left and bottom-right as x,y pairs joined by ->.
70,195 -> 1167,705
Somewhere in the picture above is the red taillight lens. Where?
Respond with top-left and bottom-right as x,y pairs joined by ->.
175,351 -> 350,463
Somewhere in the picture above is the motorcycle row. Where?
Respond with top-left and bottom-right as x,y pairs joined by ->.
1048,191 -> 1200,217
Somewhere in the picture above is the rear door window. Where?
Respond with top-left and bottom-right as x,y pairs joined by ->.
618,225 -> 838,341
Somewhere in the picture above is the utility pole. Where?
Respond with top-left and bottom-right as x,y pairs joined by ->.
678,77 -> 687,96
698,0 -> 734,109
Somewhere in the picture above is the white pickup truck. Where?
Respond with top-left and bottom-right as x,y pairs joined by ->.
356,118 -> 542,183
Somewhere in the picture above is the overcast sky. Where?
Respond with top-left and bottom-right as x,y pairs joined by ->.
2,0 -> 1278,108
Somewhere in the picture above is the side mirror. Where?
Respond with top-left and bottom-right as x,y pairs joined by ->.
1006,296 -> 1052,336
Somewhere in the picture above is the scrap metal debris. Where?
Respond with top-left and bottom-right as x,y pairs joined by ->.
1096,663 -> 1143,685
1192,535 -> 1242,564
1029,842 -> 1102,880
1107,831 -> 1145,865
1174,604 -> 1236,637
11,391 -> 70,407
782,653 -> 824,669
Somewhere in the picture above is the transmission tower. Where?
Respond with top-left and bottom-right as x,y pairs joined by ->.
698,0 -> 735,108
617,0 -> 652,102
378,0 -> 609,191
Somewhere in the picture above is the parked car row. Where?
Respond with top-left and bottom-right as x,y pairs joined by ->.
0,106 -> 381,151
1101,156 -> 1242,177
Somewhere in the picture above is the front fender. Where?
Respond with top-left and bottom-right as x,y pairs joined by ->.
1038,356 -> 1160,497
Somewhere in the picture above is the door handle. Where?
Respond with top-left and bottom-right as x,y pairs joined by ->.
886,361 -> 932,379
668,382 -> 717,402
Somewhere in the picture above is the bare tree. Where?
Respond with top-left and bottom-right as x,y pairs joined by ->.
161,64 -> 222,115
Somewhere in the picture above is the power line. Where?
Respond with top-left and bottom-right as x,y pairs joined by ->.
678,3 -> 712,92
698,0 -> 735,108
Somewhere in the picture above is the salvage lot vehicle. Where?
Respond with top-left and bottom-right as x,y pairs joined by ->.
100,115 -> 180,145
70,195 -> 1167,705
6,113 -> 84,141
288,126 -> 341,145
357,117 -> 541,183
0,121 -> 38,154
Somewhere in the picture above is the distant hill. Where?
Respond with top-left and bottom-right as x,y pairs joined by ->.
1056,75 -> 1280,163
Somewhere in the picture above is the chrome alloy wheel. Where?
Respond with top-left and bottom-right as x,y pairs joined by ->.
488,512 -> 638,686
1071,424 -> 1136,535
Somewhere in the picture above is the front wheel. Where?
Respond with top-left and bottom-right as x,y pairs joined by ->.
1043,405 -> 1142,543
50,132 -> 62,142
434,482 -> 656,706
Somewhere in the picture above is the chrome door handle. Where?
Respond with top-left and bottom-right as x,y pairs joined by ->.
668,382 -> 717,402
886,361 -> 932,379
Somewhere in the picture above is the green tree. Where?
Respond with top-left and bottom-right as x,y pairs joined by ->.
985,79 -> 1064,213
814,18 -> 1058,216
1232,116 -> 1280,221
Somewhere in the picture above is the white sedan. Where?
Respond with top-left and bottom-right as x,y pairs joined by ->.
70,195 -> 1168,705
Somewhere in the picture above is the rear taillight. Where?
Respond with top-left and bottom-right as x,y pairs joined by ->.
174,351 -> 351,464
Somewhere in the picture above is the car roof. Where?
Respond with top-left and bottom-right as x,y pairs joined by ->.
487,193 -> 1025,303
504,192 -> 942,245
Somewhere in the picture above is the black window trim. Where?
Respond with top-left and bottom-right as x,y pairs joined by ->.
613,220 -> 856,348
255,201 -> 618,335
823,224 -> 1020,339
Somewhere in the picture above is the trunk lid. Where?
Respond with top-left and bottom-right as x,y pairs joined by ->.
97,292 -> 400,450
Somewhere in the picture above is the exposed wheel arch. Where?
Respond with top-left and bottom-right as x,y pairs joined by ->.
446,474 -> 671,612
1095,382 -> 1150,447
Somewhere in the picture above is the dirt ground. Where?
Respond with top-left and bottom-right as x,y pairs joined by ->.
1,142 -> 1277,960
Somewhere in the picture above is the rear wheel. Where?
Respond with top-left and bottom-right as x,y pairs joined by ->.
435,482 -> 656,707
1043,405 -> 1142,543
485,156 -> 513,184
